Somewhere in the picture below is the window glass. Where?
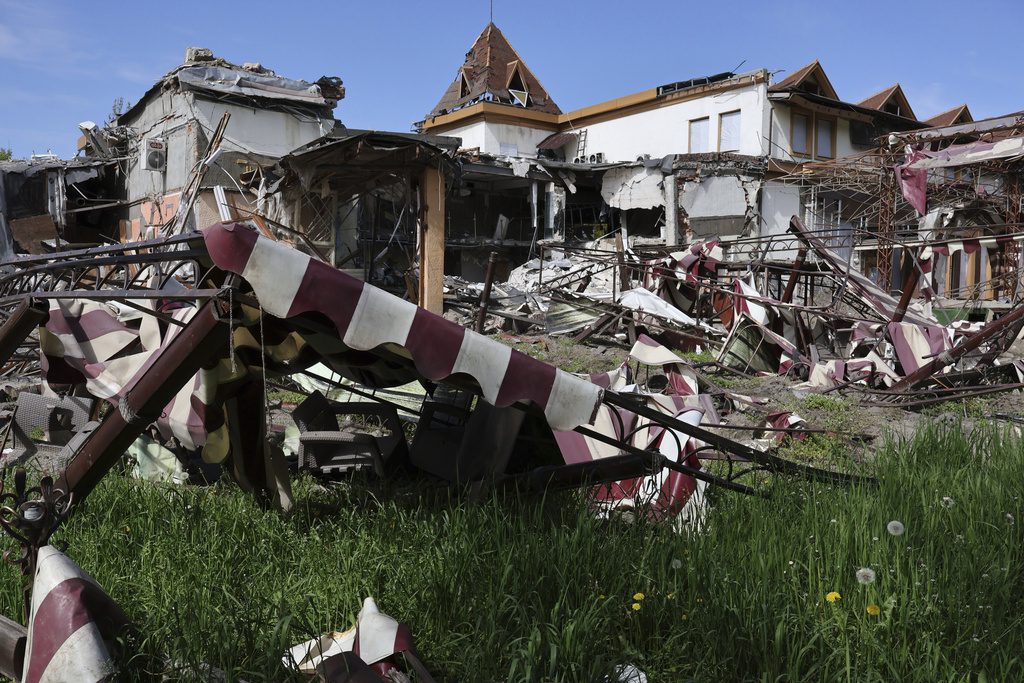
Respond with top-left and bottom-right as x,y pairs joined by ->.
689,117 -> 709,153
719,111 -> 741,152
816,119 -> 834,158
792,113 -> 809,155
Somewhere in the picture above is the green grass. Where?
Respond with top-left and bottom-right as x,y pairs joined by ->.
0,422 -> 1021,681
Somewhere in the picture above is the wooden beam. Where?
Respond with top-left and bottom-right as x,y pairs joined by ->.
418,165 -> 445,314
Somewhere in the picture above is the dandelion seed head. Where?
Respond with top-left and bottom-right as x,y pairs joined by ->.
940,496 -> 955,508
671,558 -> 683,570
1006,513 -> 1015,525
887,520 -> 905,536
856,567 -> 877,585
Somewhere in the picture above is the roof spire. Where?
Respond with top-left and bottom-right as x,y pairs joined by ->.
490,0 -> 493,23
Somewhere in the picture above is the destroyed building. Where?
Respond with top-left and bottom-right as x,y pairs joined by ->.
82,47 -> 345,244
416,30 -> 936,254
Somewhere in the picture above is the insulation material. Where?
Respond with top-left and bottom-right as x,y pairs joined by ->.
601,166 -> 665,210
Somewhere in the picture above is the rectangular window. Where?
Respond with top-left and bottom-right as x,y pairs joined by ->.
688,117 -> 709,153
718,110 -> 741,152
816,117 -> 835,158
791,112 -> 810,156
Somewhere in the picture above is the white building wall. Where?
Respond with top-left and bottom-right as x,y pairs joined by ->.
191,98 -> 333,158
434,120 -> 554,157
759,180 -> 802,256
567,82 -> 768,162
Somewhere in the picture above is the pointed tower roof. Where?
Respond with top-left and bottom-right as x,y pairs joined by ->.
858,84 -> 916,120
924,104 -> 973,127
769,60 -> 839,100
427,23 -> 561,118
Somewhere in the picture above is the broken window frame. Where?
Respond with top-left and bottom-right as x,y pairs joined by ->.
815,115 -> 837,160
717,110 -> 742,153
790,109 -> 812,158
688,117 -> 710,154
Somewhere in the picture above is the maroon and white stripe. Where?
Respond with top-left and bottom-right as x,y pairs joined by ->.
887,321 -> 951,375
284,597 -> 414,674
552,336 -> 708,523
204,223 -> 603,431
40,299 -> 215,452
23,546 -> 128,683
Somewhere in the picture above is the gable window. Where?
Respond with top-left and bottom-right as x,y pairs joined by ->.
689,117 -> 709,153
505,61 -> 529,107
458,71 -> 471,99
507,61 -> 527,92
815,117 -> 835,158
718,110 -> 741,152
791,111 -> 810,157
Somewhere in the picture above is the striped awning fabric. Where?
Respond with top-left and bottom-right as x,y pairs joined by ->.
204,222 -> 603,432
22,546 -> 128,683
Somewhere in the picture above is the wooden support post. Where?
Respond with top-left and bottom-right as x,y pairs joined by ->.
418,165 -> 445,314
614,231 -> 629,292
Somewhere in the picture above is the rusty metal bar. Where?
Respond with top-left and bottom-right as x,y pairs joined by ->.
780,247 -> 808,304
475,251 -> 499,333
55,298 -> 230,502
0,298 -> 48,366
888,303 -> 1024,393
601,391 -> 875,487
891,247 -> 924,324
0,614 -> 26,679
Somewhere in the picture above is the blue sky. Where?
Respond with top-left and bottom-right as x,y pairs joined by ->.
1,0 -> 1020,158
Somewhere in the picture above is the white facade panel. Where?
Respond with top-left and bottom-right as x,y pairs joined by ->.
567,82 -> 768,162
433,121 -> 553,157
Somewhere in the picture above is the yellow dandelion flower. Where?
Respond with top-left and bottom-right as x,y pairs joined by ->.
598,595 -> 605,601
667,592 -> 676,600
681,613 -> 688,620
866,604 -> 881,616
633,592 -> 645,601
825,591 -> 841,603
631,602 -> 642,611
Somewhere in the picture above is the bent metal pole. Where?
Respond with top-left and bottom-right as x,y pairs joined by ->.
55,297 -> 230,502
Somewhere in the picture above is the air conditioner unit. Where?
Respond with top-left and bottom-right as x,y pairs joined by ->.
572,156 -> 585,164
142,138 -> 167,172
588,153 -> 604,164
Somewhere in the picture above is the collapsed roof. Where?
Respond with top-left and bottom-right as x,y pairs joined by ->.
117,47 -> 345,124
427,23 -> 561,118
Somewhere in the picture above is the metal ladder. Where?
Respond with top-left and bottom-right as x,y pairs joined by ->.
575,128 -> 588,161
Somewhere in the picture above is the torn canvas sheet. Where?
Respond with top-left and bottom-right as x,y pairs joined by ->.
284,597 -> 433,681
23,546 -> 129,683
618,288 -> 699,327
